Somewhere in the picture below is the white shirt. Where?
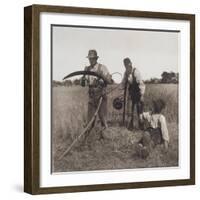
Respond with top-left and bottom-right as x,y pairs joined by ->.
121,67 -> 145,95
85,63 -> 112,85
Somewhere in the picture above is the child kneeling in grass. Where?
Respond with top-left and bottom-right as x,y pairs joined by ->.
136,99 -> 169,159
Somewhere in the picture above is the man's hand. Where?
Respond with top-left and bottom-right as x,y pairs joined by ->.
127,74 -> 133,84
140,95 -> 144,102
97,79 -> 105,87
163,141 -> 169,153
81,76 -> 86,87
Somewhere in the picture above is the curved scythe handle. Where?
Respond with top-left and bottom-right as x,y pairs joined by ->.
58,70 -> 109,160
58,97 -> 103,160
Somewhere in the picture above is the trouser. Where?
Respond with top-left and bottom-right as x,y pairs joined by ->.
139,127 -> 163,148
127,93 -> 144,130
88,87 -> 108,128
131,99 -> 144,116
136,127 -> 163,158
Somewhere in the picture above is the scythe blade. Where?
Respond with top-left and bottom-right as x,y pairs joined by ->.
63,70 -> 107,85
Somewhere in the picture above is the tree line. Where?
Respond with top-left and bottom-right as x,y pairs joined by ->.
53,71 -> 178,87
145,71 -> 178,84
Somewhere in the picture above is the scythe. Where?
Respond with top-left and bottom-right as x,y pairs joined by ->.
59,70 -> 107,159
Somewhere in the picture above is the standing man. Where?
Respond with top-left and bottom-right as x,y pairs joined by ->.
121,57 -> 145,130
81,49 -> 112,131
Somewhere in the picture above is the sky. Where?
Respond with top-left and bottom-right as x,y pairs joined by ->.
52,25 -> 179,83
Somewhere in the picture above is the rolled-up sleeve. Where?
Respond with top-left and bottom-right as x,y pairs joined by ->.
99,64 -> 112,84
134,68 -> 145,96
142,112 -> 151,122
159,115 -> 170,142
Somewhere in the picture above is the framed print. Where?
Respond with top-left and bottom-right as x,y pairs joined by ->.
24,4 -> 195,194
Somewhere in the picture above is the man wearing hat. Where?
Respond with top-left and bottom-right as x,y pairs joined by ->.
121,57 -> 145,130
81,49 -> 112,132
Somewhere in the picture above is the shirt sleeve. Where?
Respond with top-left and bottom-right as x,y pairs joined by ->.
159,115 -> 170,142
120,72 -> 128,89
134,68 -> 145,96
99,64 -> 112,84
142,112 -> 151,122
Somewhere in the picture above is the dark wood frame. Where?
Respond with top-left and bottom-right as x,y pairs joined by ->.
24,4 -> 195,195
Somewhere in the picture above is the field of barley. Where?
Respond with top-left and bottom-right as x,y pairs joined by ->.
52,84 -> 178,172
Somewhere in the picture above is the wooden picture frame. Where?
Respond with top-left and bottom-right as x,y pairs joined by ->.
24,4 -> 195,194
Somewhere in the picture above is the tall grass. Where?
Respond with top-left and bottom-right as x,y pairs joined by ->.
106,83 -> 178,124
52,84 -> 178,172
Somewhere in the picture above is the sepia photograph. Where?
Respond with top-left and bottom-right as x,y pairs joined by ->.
24,5 -> 195,194
51,25 -> 179,173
